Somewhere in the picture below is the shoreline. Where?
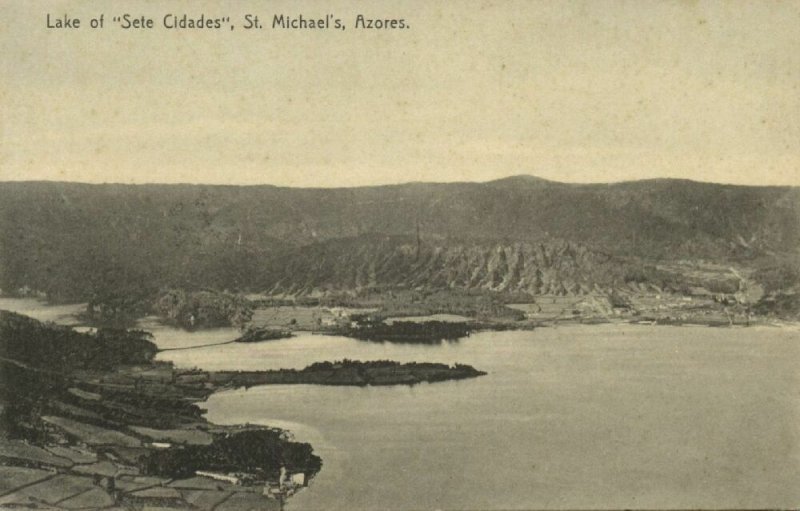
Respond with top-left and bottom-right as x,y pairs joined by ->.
0,311 -> 322,510
0,309 -> 487,510
2,300 -> 798,510
2,293 -> 797,336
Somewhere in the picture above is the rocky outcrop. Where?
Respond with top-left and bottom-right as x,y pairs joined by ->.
263,237 -> 685,297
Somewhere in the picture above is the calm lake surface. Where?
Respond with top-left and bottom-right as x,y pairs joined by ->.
164,325 -> 800,510
3,299 -> 799,509
0,297 -> 85,325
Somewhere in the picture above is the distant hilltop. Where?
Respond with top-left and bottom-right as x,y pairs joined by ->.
6,173 -> 795,188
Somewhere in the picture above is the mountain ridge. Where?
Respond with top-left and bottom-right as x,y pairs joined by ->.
0,177 -> 797,303
3,174 -> 798,189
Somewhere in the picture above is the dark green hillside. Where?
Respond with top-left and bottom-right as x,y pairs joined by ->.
0,177 -> 797,303
0,310 -> 157,370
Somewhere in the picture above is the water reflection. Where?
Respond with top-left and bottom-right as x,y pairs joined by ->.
352,335 -> 463,345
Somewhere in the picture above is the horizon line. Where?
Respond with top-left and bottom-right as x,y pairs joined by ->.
0,174 -> 796,189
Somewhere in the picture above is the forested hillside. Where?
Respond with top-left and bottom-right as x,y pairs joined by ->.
0,177 -> 797,303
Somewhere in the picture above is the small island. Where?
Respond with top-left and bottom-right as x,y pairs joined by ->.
234,326 -> 294,343
181,359 -> 486,388
329,318 -> 474,343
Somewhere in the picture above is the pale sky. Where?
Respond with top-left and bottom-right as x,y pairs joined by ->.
1,0 -> 798,187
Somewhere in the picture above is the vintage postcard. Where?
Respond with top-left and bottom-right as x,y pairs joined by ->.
1,1 -> 798,510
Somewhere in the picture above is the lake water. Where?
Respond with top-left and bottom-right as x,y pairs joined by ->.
2,299 -> 799,509
163,325 -> 800,510
0,297 -> 86,326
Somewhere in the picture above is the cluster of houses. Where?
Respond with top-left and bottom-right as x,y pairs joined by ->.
317,306 -> 354,328
264,466 -> 308,499
194,465 -> 308,500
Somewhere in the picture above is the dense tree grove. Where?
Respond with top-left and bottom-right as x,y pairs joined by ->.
139,429 -> 322,480
153,289 -> 254,329
0,311 -> 157,371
